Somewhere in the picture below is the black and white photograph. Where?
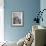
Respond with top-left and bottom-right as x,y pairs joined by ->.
12,12 -> 23,26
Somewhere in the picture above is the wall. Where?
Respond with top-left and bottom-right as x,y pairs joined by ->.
4,0 -> 40,42
40,0 -> 46,27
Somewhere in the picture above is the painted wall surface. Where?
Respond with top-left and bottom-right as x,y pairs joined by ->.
4,0 -> 40,42
40,0 -> 46,27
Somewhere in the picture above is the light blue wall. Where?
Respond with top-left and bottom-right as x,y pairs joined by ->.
4,0 -> 40,42
40,0 -> 46,27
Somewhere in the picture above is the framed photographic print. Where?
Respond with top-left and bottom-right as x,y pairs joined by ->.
12,11 -> 23,26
